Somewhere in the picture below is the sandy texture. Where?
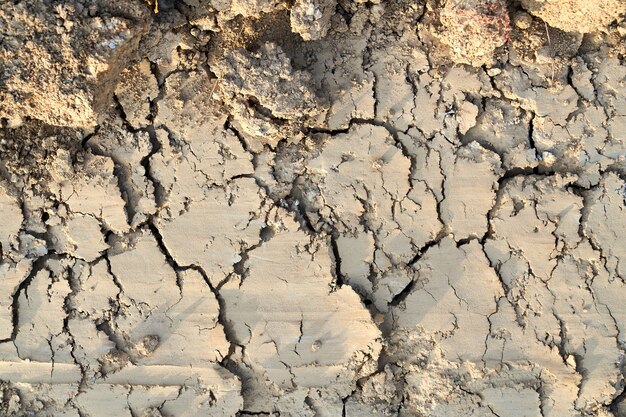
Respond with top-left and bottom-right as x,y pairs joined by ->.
0,0 -> 625,416
520,0 -> 626,33
0,1 -> 150,127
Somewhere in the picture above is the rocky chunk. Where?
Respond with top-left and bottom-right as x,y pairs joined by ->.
114,60 -> 159,130
507,11 -> 583,82
290,0 -> 337,41
212,43 -> 326,150
155,70 -> 221,145
185,0 -> 286,22
0,122 -> 85,191
520,0 -> 626,33
296,34 -> 375,130
0,0 -> 151,127
221,209 -> 381,415
425,0 -> 511,66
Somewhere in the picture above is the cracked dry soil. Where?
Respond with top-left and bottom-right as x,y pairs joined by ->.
0,0 -> 626,416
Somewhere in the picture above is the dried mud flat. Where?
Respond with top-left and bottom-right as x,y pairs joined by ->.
0,0 -> 625,416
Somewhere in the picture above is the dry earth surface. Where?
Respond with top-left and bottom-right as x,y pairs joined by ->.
0,0 -> 626,416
